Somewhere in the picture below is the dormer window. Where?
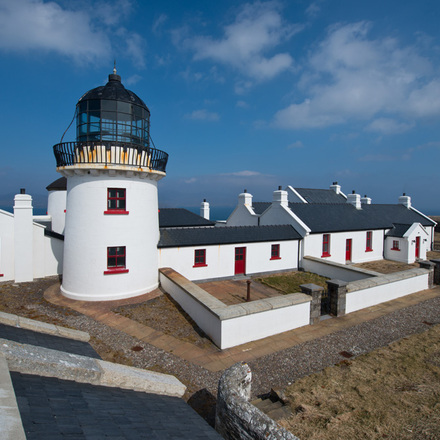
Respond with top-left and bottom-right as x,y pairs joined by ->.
105,188 -> 129,214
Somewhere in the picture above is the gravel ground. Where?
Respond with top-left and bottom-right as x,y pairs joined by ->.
1,277 -> 440,423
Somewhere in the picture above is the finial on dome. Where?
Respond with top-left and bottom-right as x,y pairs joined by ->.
113,59 -> 117,75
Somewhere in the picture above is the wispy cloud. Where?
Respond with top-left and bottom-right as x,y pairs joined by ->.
273,21 -> 440,130
0,0 -> 145,67
177,1 -> 303,84
222,170 -> 263,177
152,13 -> 168,35
286,140 -> 304,149
358,154 -> 395,162
184,109 -> 220,121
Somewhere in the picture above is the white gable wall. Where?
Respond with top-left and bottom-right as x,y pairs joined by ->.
159,240 -> 299,281
0,210 -> 15,281
302,230 -> 384,265
260,204 -> 310,236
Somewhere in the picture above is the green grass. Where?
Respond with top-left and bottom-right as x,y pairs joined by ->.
256,271 -> 329,294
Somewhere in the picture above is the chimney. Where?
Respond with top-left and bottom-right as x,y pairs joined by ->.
398,193 -> 411,208
347,190 -> 361,209
238,189 -> 253,207
200,199 -> 210,220
272,187 -> 288,207
361,194 -> 372,205
330,181 -> 341,194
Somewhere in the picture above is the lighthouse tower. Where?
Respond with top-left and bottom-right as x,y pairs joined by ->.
53,69 -> 168,301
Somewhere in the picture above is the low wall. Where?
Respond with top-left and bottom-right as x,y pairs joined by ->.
302,256 -> 379,282
346,268 -> 429,314
159,268 -> 311,350
215,362 -> 299,440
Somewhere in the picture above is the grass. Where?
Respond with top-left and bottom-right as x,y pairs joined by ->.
279,324 -> 440,440
256,271 -> 329,294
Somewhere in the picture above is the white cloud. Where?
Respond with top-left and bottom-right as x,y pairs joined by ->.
236,100 -> 249,108
152,13 -> 168,35
366,118 -> 414,135
305,2 -> 321,18
179,1 -> 303,82
125,74 -> 142,85
223,170 -> 262,177
287,140 -> 303,149
0,0 -> 145,67
273,21 -> 440,130
358,154 -> 395,162
185,109 -> 220,121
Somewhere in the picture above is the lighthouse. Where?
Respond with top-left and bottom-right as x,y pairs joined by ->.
53,69 -> 168,301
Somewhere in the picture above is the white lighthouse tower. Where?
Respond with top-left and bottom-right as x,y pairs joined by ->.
53,69 -> 168,301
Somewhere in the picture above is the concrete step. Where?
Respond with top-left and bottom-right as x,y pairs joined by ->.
266,405 -> 292,421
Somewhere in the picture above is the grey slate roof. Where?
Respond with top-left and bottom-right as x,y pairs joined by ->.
252,202 -> 271,215
12,373 -> 222,440
159,208 -> 215,228
46,177 -> 67,191
158,225 -> 301,248
386,223 -> 412,238
288,203 -> 434,233
294,188 -> 347,204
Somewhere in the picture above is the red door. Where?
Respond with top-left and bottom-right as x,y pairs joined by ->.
345,239 -> 352,261
235,247 -> 246,275
415,236 -> 420,259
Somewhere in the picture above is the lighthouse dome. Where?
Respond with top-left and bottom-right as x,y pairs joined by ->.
76,71 -> 150,147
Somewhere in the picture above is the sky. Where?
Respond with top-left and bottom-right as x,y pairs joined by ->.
0,0 -> 439,214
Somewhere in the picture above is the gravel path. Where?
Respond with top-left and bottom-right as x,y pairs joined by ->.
1,278 -> 439,403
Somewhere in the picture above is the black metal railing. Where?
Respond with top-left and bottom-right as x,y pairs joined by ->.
53,141 -> 168,173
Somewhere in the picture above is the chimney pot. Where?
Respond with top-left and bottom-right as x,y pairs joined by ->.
244,189 -> 247,193
278,185 -> 282,190
352,190 -> 355,194
20,188 -> 25,194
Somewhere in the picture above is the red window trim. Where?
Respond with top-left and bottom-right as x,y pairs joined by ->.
270,244 -> 281,260
0,274 -> 3,277
322,234 -> 331,257
104,210 -> 129,215
365,231 -> 373,252
193,249 -> 207,267
104,268 -> 129,275
106,188 -> 128,214
391,240 -> 400,251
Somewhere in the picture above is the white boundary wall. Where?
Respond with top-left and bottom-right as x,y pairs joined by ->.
302,256 -> 379,281
159,240 -> 299,281
159,268 -> 310,349
346,269 -> 429,313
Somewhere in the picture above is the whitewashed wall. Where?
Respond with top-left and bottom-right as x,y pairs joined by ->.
0,210 -> 15,281
346,270 -> 429,313
159,240 -> 299,281
159,268 -> 311,349
302,230 -> 384,265
384,236 -> 410,263
61,172 -> 160,301
260,204 -> 310,236
302,256 -> 377,282
47,190 -> 67,234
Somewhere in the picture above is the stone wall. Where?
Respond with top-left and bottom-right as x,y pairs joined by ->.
215,362 -> 299,440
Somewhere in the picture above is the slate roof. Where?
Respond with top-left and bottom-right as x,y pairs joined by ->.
288,203 -> 435,233
158,225 -> 301,248
46,177 -> 67,191
252,202 -> 271,215
294,188 -> 347,204
159,208 -> 215,228
386,223 -> 412,238
12,373 -> 222,440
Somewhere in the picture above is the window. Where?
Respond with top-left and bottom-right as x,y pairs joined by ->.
392,240 -> 400,251
193,249 -> 207,267
104,246 -> 129,274
271,244 -> 281,260
322,234 -> 331,257
105,188 -> 129,214
366,231 -> 373,252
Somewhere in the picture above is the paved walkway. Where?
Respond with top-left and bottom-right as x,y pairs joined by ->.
44,283 -> 440,372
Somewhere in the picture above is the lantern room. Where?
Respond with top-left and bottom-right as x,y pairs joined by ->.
76,71 -> 150,147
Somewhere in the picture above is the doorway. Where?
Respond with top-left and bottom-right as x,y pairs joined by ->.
234,247 -> 246,275
415,236 -> 420,259
345,239 -> 352,262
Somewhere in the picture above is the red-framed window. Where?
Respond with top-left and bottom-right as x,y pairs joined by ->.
104,246 -> 129,274
366,231 -> 373,252
104,188 -> 129,214
392,240 -> 400,251
193,249 -> 207,267
322,234 -> 331,257
271,244 -> 281,260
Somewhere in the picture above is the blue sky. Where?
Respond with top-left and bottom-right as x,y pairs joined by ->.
0,0 -> 439,213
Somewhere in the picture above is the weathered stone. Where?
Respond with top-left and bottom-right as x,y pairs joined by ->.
326,279 -> 347,317
419,261 -> 435,288
215,362 -> 299,440
429,259 -> 440,285
300,283 -> 324,325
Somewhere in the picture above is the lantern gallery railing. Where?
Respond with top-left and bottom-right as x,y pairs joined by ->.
53,142 -> 168,173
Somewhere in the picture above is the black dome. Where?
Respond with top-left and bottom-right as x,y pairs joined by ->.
78,73 -> 149,112
75,72 -> 151,147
